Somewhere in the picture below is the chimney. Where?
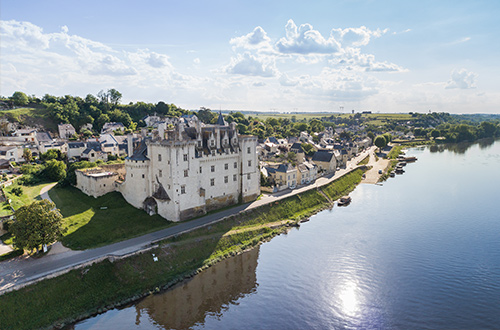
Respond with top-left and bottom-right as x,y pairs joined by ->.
158,122 -> 166,141
127,134 -> 133,157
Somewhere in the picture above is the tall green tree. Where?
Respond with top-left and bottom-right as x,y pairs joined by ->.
374,135 -> 387,152
11,200 -> 66,253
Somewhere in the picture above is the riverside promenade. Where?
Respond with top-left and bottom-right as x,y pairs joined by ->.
0,147 -> 378,294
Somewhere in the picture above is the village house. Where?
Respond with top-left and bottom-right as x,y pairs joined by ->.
0,146 -> 21,162
266,163 -> 297,191
311,150 -> 337,173
12,128 -> 37,142
101,122 -> 125,135
289,142 -> 305,163
76,114 -> 260,222
58,123 -> 76,139
297,161 -> 318,185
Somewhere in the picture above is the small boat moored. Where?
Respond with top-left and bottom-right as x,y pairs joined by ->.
338,196 -> 351,206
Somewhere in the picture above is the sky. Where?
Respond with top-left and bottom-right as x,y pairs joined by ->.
1,0 -> 499,114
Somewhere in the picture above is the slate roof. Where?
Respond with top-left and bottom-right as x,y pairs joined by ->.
128,139 -> 149,161
312,150 -> 335,162
275,164 -> 294,173
36,132 -> 52,143
68,142 -> 85,149
216,112 -> 226,126
290,143 -> 304,153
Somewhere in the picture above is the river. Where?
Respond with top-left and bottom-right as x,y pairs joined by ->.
70,139 -> 500,329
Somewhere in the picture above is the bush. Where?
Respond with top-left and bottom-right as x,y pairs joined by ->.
18,174 -> 42,186
11,186 -> 23,196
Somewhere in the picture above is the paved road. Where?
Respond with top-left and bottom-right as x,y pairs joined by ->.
0,147 -> 375,294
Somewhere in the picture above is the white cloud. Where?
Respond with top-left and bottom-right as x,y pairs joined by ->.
193,58 -> 200,64
230,26 -> 273,52
279,73 -> 299,87
445,68 -> 477,89
225,53 -> 277,77
146,52 -> 171,68
331,26 -> 387,48
332,48 -> 407,72
276,19 -> 342,54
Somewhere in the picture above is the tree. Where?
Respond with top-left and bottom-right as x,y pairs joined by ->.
374,135 -> 387,152
431,129 -> 441,139
44,159 -> 67,181
108,88 -> 122,105
11,200 -> 66,253
22,148 -> 33,163
11,91 -> 29,106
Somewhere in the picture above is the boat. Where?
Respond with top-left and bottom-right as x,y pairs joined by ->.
338,196 -> 351,206
389,172 -> 395,177
395,166 -> 405,174
397,156 -> 417,162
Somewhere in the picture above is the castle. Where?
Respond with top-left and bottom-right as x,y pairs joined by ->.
76,114 -> 260,222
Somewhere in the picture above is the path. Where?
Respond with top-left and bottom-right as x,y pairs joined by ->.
0,147 -> 382,294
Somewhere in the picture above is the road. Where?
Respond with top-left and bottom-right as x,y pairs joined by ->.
0,147 -> 377,294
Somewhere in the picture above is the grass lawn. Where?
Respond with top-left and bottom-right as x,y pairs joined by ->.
3,181 -> 53,212
49,186 -> 174,250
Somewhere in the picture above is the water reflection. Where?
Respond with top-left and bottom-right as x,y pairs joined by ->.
429,138 -> 497,154
339,281 -> 359,316
134,247 -> 259,329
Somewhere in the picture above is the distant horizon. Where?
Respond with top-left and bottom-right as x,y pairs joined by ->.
1,1 -> 499,114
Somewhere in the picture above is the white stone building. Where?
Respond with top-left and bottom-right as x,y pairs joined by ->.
76,115 -> 260,222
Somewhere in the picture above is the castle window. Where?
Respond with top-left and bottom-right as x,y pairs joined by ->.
142,174 -> 145,179
211,165 -> 215,172
181,185 -> 186,194
158,154 -> 162,162
159,170 -> 163,177
234,162 -> 237,169
247,147 -> 251,154
183,154 -> 188,161
210,178 -> 215,186
131,173 -> 133,177
233,174 -> 237,182
211,150 -> 215,156
211,140 -> 215,147
225,163 -> 228,170
197,140 -> 202,147
200,166 -> 202,173
184,169 -> 188,177
248,160 -> 252,167
247,173 -> 251,180
224,176 -> 228,183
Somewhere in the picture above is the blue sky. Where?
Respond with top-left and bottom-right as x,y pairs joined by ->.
1,0 -> 499,113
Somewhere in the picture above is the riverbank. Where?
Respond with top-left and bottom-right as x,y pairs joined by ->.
0,168 -> 367,330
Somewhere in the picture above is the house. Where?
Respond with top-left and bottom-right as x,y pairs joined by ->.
99,134 -> 120,156
39,141 -> 67,154
297,161 -> 317,184
267,164 -> 297,190
289,142 -> 305,163
67,141 -> 86,160
58,123 -> 76,139
81,142 -> 107,162
77,119 -> 260,222
0,146 -> 21,162
311,150 -> 337,173
35,132 -> 53,146
101,122 -> 125,135
12,128 -> 37,142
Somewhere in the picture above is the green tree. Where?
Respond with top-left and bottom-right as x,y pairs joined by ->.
374,135 -> 387,152
108,88 -> 122,105
22,148 -> 33,163
11,91 -> 29,106
11,200 -> 66,253
44,159 -> 67,181
431,129 -> 441,139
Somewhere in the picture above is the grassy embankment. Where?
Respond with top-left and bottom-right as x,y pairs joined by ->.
0,168 -> 366,330
357,155 -> 370,166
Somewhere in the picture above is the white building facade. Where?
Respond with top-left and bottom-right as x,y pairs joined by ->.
108,119 -> 260,222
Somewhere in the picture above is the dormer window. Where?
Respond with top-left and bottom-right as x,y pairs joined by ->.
211,140 -> 215,147
197,141 -> 202,147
